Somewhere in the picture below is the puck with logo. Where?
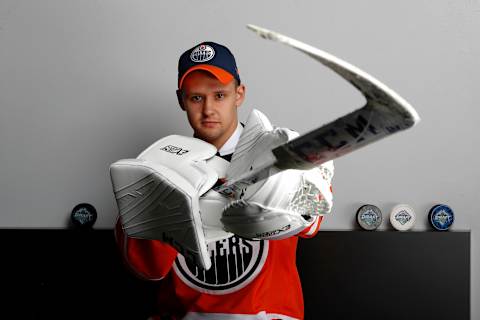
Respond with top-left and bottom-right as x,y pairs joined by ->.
71,203 -> 97,229
428,204 -> 454,231
356,205 -> 382,230
390,204 -> 415,231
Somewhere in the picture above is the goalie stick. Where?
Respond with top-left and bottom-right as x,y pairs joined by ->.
214,24 -> 420,197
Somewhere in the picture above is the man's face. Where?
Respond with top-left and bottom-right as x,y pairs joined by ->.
180,70 -> 245,148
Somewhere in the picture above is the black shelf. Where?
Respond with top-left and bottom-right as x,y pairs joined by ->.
297,231 -> 470,320
0,229 -> 470,319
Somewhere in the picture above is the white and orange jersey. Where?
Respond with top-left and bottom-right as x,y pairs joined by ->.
115,214 -> 322,320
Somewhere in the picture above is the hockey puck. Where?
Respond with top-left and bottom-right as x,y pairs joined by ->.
428,204 -> 454,231
356,205 -> 382,230
71,203 -> 97,229
390,204 -> 415,231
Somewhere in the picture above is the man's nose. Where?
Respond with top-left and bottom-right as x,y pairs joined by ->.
202,96 -> 215,115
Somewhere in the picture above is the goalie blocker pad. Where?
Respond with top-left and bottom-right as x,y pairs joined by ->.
110,135 -> 220,270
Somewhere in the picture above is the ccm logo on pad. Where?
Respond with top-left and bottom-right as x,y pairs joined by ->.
161,145 -> 190,155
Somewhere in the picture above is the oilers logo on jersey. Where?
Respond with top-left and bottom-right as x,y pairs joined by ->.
173,235 -> 269,294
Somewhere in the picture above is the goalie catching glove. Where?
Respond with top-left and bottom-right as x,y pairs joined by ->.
221,109 -> 334,240
110,135 -> 231,270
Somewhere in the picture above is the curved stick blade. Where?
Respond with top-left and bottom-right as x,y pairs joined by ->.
246,24 -> 420,127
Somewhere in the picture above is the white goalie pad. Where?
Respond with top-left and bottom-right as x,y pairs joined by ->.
226,109 -> 298,191
222,200 -> 315,240
226,109 -> 333,213
200,156 -> 234,244
221,109 -> 334,240
200,190 -> 233,243
110,135 -> 219,270
222,166 -> 333,240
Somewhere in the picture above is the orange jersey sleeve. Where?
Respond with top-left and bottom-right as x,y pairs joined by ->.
114,219 -> 177,280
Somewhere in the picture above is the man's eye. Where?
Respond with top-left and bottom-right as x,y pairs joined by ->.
190,96 -> 202,102
215,93 -> 225,99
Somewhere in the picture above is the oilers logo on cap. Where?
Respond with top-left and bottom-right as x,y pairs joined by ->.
190,44 -> 215,63
178,41 -> 241,89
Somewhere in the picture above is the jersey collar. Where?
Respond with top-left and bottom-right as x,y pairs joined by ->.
217,122 -> 243,156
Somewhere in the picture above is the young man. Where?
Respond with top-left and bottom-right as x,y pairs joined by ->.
111,42 -> 334,319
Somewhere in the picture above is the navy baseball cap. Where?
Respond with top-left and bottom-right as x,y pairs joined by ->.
178,42 -> 241,89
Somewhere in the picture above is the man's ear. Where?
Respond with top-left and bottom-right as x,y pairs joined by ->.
176,89 -> 185,110
235,84 -> 246,108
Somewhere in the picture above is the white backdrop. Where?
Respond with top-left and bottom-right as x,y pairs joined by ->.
1,0 -> 478,317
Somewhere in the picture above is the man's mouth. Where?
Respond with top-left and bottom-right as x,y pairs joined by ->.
202,120 -> 220,127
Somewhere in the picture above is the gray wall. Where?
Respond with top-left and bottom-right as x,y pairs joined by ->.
1,0 -> 478,317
